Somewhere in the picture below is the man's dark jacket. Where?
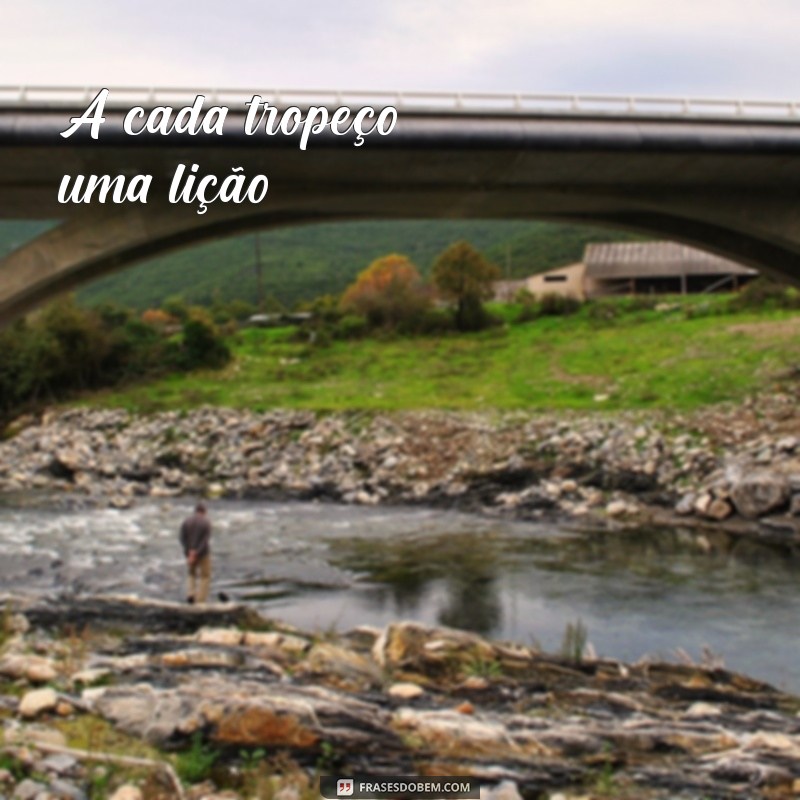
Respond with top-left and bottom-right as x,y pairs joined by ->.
180,512 -> 211,558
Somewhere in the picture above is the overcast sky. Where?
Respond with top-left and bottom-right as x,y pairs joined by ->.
2,0 -> 798,100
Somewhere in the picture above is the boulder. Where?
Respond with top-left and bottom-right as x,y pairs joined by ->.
730,471 -> 791,518
295,642 -> 383,690
108,787 -> 143,800
606,499 -> 636,517
0,654 -> 58,683
18,687 -> 59,718
705,498 -> 733,521
373,621 -> 495,676
90,677 -> 398,750
675,493 -> 696,516
196,627 -> 244,646
388,682 -> 425,700
13,778 -> 48,800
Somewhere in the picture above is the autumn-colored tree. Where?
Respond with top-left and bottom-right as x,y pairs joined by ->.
141,308 -> 177,327
341,253 -> 430,328
431,241 -> 500,331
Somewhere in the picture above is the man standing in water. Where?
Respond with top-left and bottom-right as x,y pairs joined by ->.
180,501 -> 212,604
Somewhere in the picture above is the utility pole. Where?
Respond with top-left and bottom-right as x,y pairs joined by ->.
254,233 -> 265,311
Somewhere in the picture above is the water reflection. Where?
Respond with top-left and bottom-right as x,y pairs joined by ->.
330,534 -> 502,633
322,522 -> 800,690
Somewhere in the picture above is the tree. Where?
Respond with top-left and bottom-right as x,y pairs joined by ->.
431,241 -> 500,331
179,318 -> 231,369
340,253 -> 430,329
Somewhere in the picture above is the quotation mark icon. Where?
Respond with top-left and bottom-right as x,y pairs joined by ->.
337,779 -> 354,797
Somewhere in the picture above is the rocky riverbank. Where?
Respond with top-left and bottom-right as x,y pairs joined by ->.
2,594 -> 800,800
1,393 -> 799,536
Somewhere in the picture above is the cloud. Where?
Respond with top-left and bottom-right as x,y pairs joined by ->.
1,0 -> 799,99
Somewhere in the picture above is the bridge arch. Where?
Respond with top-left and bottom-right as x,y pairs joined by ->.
3,89 -> 800,322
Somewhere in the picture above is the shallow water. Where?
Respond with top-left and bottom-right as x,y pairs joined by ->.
2,498 -> 800,691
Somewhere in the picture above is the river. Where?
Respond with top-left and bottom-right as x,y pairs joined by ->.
1,498 -> 799,692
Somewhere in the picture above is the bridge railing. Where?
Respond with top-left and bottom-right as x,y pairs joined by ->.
0,86 -> 798,120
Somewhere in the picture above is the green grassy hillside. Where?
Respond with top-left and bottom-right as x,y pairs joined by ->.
0,219 -> 638,311
83,296 -> 800,414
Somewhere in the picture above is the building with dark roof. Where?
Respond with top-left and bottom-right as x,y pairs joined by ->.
493,241 -> 759,302
583,241 -> 758,296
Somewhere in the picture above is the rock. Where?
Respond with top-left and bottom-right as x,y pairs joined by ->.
4,724 -> 67,748
373,621 -> 495,675
18,688 -> 59,718
196,627 -> 244,646
606,499 -> 635,517
242,631 -> 310,656
459,676 -> 490,691
12,779 -> 48,800
109,495 -> 133,509
273,787 -> 302,800
730,470 -> 791,518
160,648 -> 244,670
684,702 -> 722,718
92,677 -> 398,750
387,682 -> 425,700
675,493 -> 696,515
8,614 -> 30,634
296,643 -> 383,689
693,491 -> 711,513
705,498 -> 733,521
38,753 -> 79,775
81,687 -> 107,705
0,654 -> 58,684
47,778 -> 88,800
25,661 -> 59,684
70,668 -> 111,687
108,787 -> 143,800
480,780 -> 523,800
790,494 -> 800,517
23,594 -> 271,636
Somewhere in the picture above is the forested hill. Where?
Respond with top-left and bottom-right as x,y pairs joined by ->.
0,219 -> 639,310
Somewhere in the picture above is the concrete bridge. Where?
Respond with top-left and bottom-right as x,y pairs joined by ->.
2,87 -> 800,323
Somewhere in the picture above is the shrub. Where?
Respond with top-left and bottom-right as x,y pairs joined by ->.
161,295 -> 190,322
179,319 -> 231,370
624,295 -> 659,312
176,733 -> 219,784
334,314 -> 369,339
399,307 -> 454,335
729,277 -> 800,310
516,303 -> 539,323
539,293 -> 581,316
586,299 -> 620,323
513,287 -> 535,306
0,296 -> 233,427
303,294 -> 343,325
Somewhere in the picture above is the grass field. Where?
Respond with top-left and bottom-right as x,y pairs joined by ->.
85,295 -> 800,414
